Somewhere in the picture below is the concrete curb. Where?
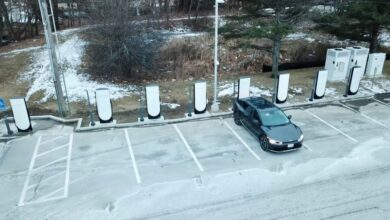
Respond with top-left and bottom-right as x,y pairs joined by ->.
0,93 -> 379,134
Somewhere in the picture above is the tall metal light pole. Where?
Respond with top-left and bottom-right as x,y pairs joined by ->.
38,0 -> 67,117
211,0 -> 224,112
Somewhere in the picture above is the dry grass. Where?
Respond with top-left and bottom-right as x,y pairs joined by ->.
0,52 -> 31,101
1,34 -> 389,122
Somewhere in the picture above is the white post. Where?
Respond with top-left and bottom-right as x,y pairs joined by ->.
211,0 -> 220,112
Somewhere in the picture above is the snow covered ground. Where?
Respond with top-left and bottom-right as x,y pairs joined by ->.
218,82 -> 273,98
20,34 -> 136,103
286,32 -> 316,43
1,96 -> 390,219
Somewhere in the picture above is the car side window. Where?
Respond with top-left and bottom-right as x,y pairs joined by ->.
236,100 -> 248,111
245,106 -> 252,115
252,111 -> 260,121
251,110 -> 260,122
239,101 -> 248,109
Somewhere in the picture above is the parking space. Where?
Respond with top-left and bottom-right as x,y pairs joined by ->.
127,125 -> 201,183
305,104 -> 388,143
374,93 -> 390,105
343,99 -> 390,129
1,98 -> 390,219
69,129 -> 137,202
284,108 -> 356,157
222,117 -> 314,171
176,119 -> 261,173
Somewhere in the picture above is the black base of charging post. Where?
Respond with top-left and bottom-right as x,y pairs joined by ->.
85,90 -> 95,126
3,114 -> 13,135
0,98 -> 13,135
344,70 -> 352,98
187,85 -> 193,117
139,89 -> 145,122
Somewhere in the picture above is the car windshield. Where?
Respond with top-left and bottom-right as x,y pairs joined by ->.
258,108 -> 289,126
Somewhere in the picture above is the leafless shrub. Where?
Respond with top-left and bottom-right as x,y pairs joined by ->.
83,0 -> 163,81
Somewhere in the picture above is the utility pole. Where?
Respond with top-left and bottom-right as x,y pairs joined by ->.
38,0 -> 67,117
211,0 -> 224,112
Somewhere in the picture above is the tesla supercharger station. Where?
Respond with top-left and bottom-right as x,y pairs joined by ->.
347,66 -> 364,95
238,77 -> 250,99
95,88 -> 113,123
145,84 -> 161,119
312,70 -> 328,100
276,73 -> 290,104
10,98 -> 32,132
365,53 -> 386,77
325,48 -> 351,81
194,81 -> 207,114
346,46 -> 369,75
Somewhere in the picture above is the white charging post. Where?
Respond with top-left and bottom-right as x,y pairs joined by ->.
145,84 -> 161,120
238,77 -> 250,99
95,88 -> 113,123
10,98 -> 32,132
276,73 -> 290,104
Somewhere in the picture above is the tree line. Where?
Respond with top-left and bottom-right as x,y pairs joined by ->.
0,0 -> 244,46
0,0 -> 92,45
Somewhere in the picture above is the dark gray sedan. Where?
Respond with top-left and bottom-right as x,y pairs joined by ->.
233,97 -> 303,152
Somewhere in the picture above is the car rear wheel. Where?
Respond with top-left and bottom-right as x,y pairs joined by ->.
234,110 -> 242,126
260,135 -> 269,151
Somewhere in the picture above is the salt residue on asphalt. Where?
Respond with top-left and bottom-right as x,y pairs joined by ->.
109,136 -> 390,219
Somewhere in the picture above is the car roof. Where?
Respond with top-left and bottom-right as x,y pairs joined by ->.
241,97 -> 276,110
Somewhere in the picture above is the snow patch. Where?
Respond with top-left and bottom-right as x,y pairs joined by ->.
21,34 -> 136,103
218,83 -> 272,97
161,102 -> 181,109
286,32 -> 316,43
360,77 -> 390,94
379,32 -> 390,47
163,27 -> 207,39
0,46 -> 43,57
304,137 -> 390,183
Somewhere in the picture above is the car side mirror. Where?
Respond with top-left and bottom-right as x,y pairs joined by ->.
288,115 -> 292,120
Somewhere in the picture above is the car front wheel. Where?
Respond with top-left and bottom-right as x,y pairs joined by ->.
260,135 -> 269,151
234,110 -> 242,126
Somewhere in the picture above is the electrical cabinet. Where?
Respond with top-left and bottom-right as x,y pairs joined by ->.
365,53 -> 386,77
325,48 -> 351,81
346,46 -> 369,75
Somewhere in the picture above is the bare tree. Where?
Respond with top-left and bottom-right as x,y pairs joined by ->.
84,0 -> 163,80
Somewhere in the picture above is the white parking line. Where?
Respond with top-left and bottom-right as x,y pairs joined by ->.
18,136 -> 42,206
27,171 -> 65,190
38,186 -> 65,201
64,133 -> 73,197
24,195 -> 66,206
339,102 -> 390,130
372,98 -> 390,108
32,156 -> 67,172
222,121 -> 261,161
173,124 -> 205,172
124,129 -> 142,184
302,143 -> 312,152
36,143 -> 68,158
39,136 -> 63,146
305,109 -> 359,144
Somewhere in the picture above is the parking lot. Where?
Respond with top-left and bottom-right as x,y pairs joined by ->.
1,95 -> 390,219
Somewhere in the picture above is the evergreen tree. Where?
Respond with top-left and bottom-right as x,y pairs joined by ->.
316,0 -> 390,52
221,0 -> 310,102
